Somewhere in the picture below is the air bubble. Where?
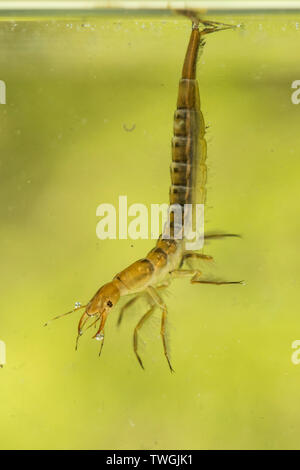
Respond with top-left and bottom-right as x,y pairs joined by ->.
95,333 -> 104,341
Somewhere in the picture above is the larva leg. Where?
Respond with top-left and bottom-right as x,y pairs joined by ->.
201,19 -> 234,29
133,305 -> 156,370
117,285 -> 168,327
171,269 -> 201,279
176,10 -> 234,31
205,233 -> 241,241
117,295 -> 139,327
161,308 -> 174,373
183,252 -> 213,261
171,269 -> 243,285
180,252 -> 213,268
157,282 -> 170,290
147,286 -> 174,372
191,277 -> 243,286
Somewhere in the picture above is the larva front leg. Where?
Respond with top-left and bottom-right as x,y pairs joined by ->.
133,305 -> 156,370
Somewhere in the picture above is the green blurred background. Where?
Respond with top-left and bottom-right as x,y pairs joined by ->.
1,12 -> 300,450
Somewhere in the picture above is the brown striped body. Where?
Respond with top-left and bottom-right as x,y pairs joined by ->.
83,24 -> 207,316
113,237 -> 183,295
169,26 -> 207,237
109,26 -> 207,295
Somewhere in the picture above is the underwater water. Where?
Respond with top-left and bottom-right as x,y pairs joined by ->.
1,11 -> 300,450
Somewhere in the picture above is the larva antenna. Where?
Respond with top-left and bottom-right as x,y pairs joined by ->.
44,303 -> 87,327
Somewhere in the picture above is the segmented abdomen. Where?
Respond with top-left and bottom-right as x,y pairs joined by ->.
170,77 -> 207,230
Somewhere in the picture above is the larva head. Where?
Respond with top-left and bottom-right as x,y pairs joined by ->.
86,280 -> 120,317
76,280 -> 121,347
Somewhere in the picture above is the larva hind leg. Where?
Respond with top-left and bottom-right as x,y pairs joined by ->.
180,252 -> 213,268
205,233 -> 241,241
175,9 -> 235,33
171,269 -> 243,286
201,19 -> 235,29
183,252 -> 213,261
191,277 -> 243,286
